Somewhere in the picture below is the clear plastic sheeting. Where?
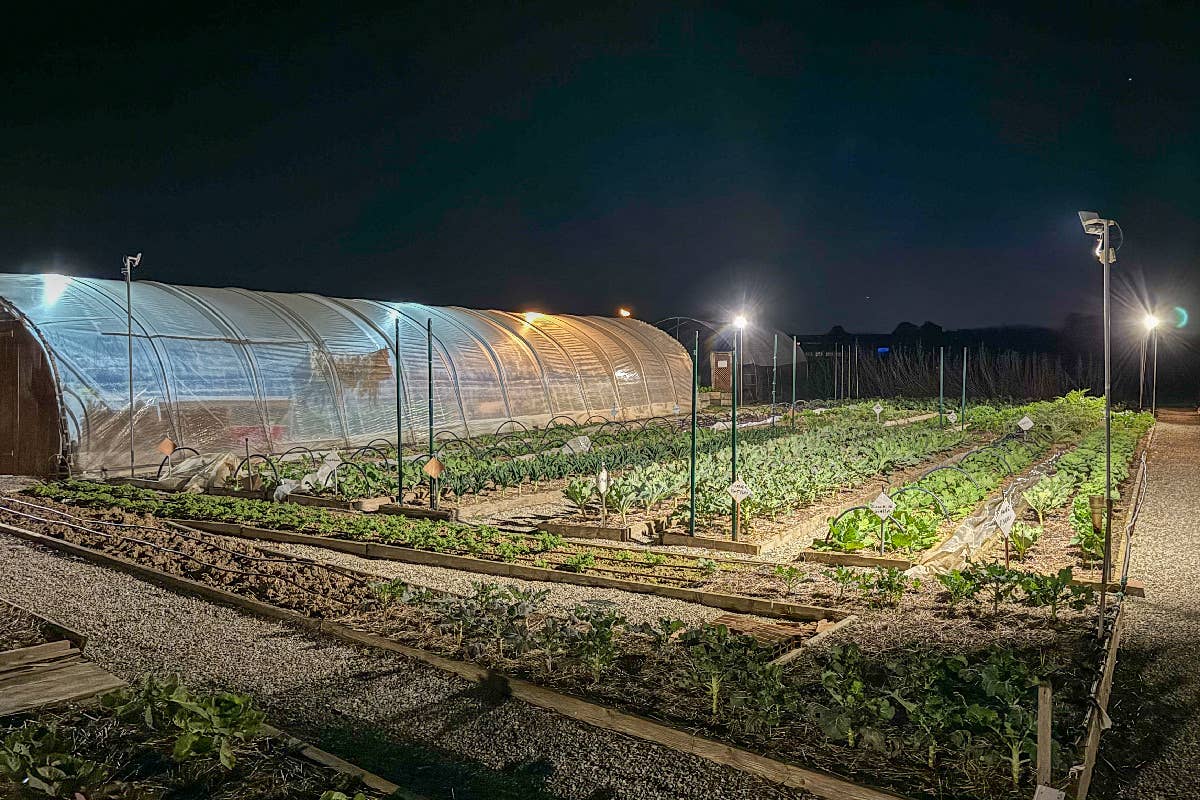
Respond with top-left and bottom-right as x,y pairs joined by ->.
0,274 -> 692,473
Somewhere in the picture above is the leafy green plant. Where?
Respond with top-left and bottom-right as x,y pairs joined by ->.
563,479 -> 594,516
563,552 -> 596,573
1021,473 -> 1075,524
697,558 -> 719,578
1018,567 -> 1093,620
808,643 -> 895,749
0,722 -> 112,798
101,674 -> 264,770
773,564 -> 808,594
859,567 -> 918,607
824,566 -> 866,600
1008,522 -> 1041,561
935,569 -> 980,610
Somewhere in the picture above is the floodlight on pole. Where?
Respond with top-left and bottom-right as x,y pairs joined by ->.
1143,314 -> 1160,331
122,253 -> 142,477
730,314 -> 748,540
1077,210 -> 1116,637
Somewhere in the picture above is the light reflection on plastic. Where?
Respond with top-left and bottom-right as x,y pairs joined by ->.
1174,306 -> 1189,329
42,273 -> 72,305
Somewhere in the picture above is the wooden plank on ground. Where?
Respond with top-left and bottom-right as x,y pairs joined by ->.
1070,601 -> 1126,799
0,661 -> 125,716
0,639 -> 72,667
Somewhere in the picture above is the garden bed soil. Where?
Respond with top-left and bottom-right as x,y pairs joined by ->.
0,600 -> 53,652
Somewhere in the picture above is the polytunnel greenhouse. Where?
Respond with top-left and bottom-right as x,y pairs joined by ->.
0,274 -> 693,475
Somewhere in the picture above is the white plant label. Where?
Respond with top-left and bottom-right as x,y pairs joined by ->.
562,435 -> 591,454
717,359 -> 728,368
673,404 -> 681,415
1032,787 -> 1065,800
993,499 -> 1016,535
597,466 -> 610,496
870,492 -> 896,521
947,410 -> 958,424
873,403 -> 884,416
1018,415 -> 1035,431
727,479 -> 752,502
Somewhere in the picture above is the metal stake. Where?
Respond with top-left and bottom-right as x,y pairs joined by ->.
690,331 -> 698,536
731,327 -> 740,541
960,346 -> 967,431
427,318 -> 437,510
395,314 -> 403,501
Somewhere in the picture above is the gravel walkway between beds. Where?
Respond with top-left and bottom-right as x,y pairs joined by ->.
0,532 -> 816,800
1092,421 -> 1200,800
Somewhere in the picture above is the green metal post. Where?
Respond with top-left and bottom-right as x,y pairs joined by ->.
771,333 -> 778,424
690,331 -> 698,536
731,328 -> 740,541
395,315 -> 403,502
427,318 -> 437,510
791,335 -> 797,425
960,346 -> 967,432
938,346 -> 944,427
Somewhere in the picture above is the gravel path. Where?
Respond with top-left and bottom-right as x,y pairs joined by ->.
1092,421 -> 1200,799
0,532 -> 815,800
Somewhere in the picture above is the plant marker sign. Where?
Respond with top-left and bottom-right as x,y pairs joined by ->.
423,457 -> 445,479
727,479 -> 752,503
873,402 -> 884,423
947,410 -> 958,425
869,491 -> 896,521
1018,415 -> 1035,432
597,464 -> 610,526
156,437 -> 176,456
994,498 -> 1016,535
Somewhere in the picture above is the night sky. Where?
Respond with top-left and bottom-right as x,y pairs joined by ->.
3,3 -> 1198,333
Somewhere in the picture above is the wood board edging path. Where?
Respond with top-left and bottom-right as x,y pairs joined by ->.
167,519 -> 848,623
0,520 -> 903,800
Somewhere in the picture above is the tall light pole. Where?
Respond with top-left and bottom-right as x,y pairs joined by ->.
731,314 -> 747,541
1141,314 -> 1160,414
122,253 -> 142,476
1079,211 -> 1117,635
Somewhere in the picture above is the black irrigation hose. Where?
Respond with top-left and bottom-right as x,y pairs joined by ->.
155,447 -> 201,481
0,497 -> 371,605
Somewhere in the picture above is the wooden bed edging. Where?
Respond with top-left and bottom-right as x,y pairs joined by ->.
260,723 -> 404,797
660,532 -> 765,555
169,519 -> 848,623
0,521 -> 903,800
285,493 -> 395,513
374,503 -> 458,521
1067,600 -> 1127,799
769,615 -> 859,667
0,597 -> 89,650
537,517 -> 666,544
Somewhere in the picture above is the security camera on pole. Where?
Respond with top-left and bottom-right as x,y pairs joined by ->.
1077,210 -> 1119,637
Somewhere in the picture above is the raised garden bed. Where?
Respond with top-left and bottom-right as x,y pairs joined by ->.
0,672 -> 399,799
0,491 -> 1122,800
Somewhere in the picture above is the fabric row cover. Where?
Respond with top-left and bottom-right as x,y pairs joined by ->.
0,274 -> 692,473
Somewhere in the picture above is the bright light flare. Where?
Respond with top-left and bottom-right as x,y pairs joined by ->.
617,308 -> 631,318
1143,314 -> 1160,331
733,314 -> 748,330
42,273 -> 72,305
523,311 -> 544,324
